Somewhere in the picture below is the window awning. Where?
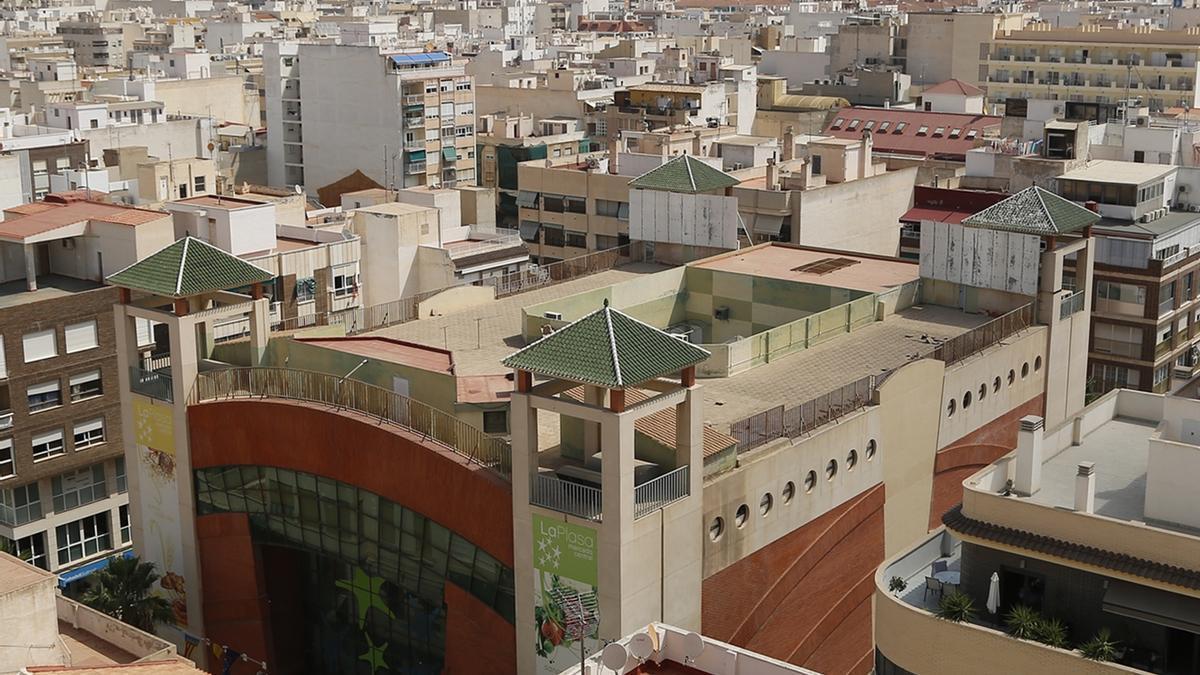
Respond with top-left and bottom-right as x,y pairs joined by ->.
755,214 -> 785,236
408,150 -> 426,161
519,220 -> 541,242
59,548 -> 134,588
516,191 -> 539,208
442,146 -> 458,161
1103,580 -> 1200,633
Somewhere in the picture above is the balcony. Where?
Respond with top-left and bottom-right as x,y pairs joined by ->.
0,410 -> 11,430
130,366 -> 172,403
531,465 -> 690,522
1059,290 -> 1085,319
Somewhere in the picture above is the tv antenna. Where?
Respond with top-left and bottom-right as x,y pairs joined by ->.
549,586 -> 600,675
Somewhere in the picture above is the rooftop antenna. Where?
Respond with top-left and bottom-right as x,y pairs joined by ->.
549,586 -> 600,675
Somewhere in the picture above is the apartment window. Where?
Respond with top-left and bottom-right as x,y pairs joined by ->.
455,80 -> 471,91
64,320 -> 98,353
1096,280 -> 1146,309
0,440 -> 11,479
933,127 -> 945,137
564,231 -> 587,248
595,235 -> 620,250
542,194 -> 566,213
51,463 -> 106,513
56,511 -> 111,565
482,411 -> 507,434
69,370 -> 102,401
542,225 -> 565,247
1161,282 -> 1177,315
864,120 -> 876,130
1156,245 -> 1181,261
916,125 -> 929,136
1,533 -> 47,569
847,119 -> 860,130
878,121 -> 891,132
1134,150 -> 1146,163
31,430 -> 65,462
424,83 -> 437,94
425,106 -> 439,119
830,118 -> 845,129
27,380 -> 62,413
22,328 -> 57,363
332,266 -> 358,298
119,504 -> 130,543
115,457 -> 126,493
1154,363 -> 1171,386
564,196 -> 586,214
895,122 -> 908,133
440,79 -> 453,92
1093,323 -> 1143,358
295,276 -> 316,302
0,482 -> 42,526
194,175 -> 206,193
73,418 -> 105,450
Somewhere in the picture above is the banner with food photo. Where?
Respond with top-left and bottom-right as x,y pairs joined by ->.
532,514 -> 599,675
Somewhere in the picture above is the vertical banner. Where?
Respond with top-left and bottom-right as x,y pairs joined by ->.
132,397 -> 188,628
532,514 -> 598,675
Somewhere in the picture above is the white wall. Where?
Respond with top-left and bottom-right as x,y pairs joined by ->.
920,220 -> 1041,296
629,189 -> 740,250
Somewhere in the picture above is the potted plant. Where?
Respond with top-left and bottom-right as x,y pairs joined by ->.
1080,628 -> 1119,661
1034,617 -> 1069,649
888,576 -> 907,596
1004,605 -> 1041,640
936,590 -> 976,623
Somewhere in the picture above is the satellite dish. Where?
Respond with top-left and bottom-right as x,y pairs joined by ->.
682,631 -> 705,663
629,633 -> 653,660
600,643 -> 628,671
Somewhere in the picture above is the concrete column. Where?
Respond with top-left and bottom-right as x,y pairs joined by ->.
674,386 -> 702,473
598,411 -> 635,636
248,297 -> 270,366
582,385 -> 604,458
509,390 -> 540,675
23,243 -> 36,291
1013,415 -> 1045,496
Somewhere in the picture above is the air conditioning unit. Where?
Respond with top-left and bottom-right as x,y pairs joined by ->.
543,311 -> 563,320
713,306 -> 730,320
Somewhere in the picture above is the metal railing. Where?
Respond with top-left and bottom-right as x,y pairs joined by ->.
1059,290 -> 1085,319
489,245 -> 631,299
0,410 -> 13,430
533,474 -> 601,521
928,303 -> 1033,367
141,353 -> 171,372
189,367 -> 511,479
633,466 -> 690,519
729,374 -> 879,453
130,366 -> 173,403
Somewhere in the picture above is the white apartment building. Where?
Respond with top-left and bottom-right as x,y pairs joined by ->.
264,44 -> 477,198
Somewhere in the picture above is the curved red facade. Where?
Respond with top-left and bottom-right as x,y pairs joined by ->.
187,399 -> 516,674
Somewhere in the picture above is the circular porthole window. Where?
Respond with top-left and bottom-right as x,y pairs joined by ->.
1022,362 -> 1030,379
760,493 -> 773,516
847,449 -> 858,471
709,517 -> 724,542
993,376 -> 1002,393
979,383 -> 987,401
804,470 -> 817,493
1035,356 -> 1043,371
735,504 -> 750,528
826,459 -> 838,481
866,439 -> 877,461
782,481 -> 796,503
963,391 -> 973,409
1008,369 -> 1016,386
947,398 -> 957,417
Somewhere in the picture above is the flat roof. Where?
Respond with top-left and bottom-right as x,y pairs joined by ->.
1058,159 -> 1174,185
354,201 -> 437,216
173,195 -> 267,209
456,374 -> 512,404
1093,211 -> 1200,238
692,245 -> 920,294
297,337 -> 455,375
1029,416 -> 1155,524
0,274 -> 104,309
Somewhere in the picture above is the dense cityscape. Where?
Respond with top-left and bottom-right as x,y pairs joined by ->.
0,0 -> 1198,674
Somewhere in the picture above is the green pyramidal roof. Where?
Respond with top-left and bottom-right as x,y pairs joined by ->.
628,154 -> 740,194
503,304 -> 711,388
961,186 -> 1099,236
106,235 -> 275,299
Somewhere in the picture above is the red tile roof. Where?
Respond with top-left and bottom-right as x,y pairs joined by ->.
922,78 -> 985,96
825,107 -> 1000,160
900,186 -> 1008,225
0,200 -> 168,241
295,337 -> 455,375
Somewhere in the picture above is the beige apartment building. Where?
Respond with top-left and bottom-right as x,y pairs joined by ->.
876,389 -> 1200,674
983,25 -> 1200,111
516,156 -> 633,262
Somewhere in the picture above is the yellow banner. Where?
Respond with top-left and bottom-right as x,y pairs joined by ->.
133,398 -> 174,455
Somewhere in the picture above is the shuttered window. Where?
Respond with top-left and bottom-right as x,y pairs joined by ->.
22,329 -> 57,363
64,320 -> 98,353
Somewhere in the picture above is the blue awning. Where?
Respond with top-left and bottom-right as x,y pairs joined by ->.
58,549 -> 134,587
389,52 -> 451,67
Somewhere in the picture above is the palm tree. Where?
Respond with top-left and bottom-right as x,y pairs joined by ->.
81,555 -> 174,632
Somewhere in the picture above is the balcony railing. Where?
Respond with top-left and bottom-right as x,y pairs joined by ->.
1059,290 -> 1085,319
130,366 -> 173,403
189,367 -> 511,478
533,474 -> 602,521
533,466 -> 693,522
633,466 -> 690,519
0,410 -> 12,430
929,303 -> 1034,366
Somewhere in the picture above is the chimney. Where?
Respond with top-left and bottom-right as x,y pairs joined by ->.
1074,461 -> 1096,513
766,157 -> 778,190
692,131 -> 702,156
608,132 -> 620,175
859,129 -> 874,178
782,125 -> 795,162
1012,416 -> 1044,496
1084,200 -> 1099,213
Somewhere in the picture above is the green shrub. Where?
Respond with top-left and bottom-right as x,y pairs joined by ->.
1004,605 -> 1041,640
888,576 -> 907,595
936,590 -> 976,623
1035,617 -> 1069,649
1079,628 -> 1119,662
